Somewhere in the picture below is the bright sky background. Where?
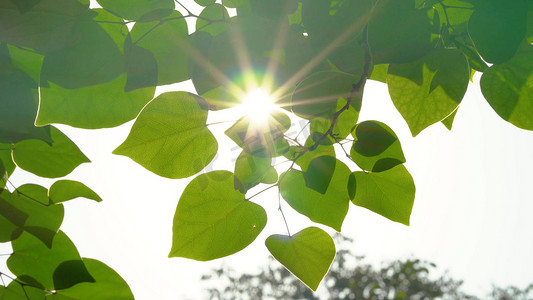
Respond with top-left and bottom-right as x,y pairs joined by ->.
2,1 -> 533,299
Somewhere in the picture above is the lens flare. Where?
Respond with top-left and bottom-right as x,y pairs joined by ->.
241,88 -> 277,127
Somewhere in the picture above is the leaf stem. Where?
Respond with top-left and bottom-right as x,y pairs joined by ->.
278,193 -> 291,237
246,183 -> 278,201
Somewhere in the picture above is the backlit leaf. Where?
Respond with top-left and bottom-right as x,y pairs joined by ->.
480,44 -> 533,130
279,159 -> 351,231
131,10 -> 190,85
350,165 -> 415,225
124,35 -> 158,92
13,126 -> 90,178
40,12 -> 124,89
291,71 -> 357,120
350,121 -> 405,172
368,0 -> 433,64
0,186 -> 63,247
0,0 -> 88,53
114,92 -> 217,179
7,231 -> 94,290
36,9 -> 155,129
234,150 -> 272,193
49,180 -> 102,204
388,49 -> 469,136
169,171 -> 267,261
48,258 -> 134,300
303,156 -> 336,194
265,227 -> 335,291
468,0 -> 527,64
96,0 -> 174,20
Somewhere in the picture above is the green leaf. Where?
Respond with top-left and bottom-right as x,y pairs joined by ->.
36,10 -> 155,129
197,4 -> 230,36
225,112 -> 290,157
265,227 -> 335,291
368,0 -> 433,64
49,180 -> 102,204
114,92 -> 217,179
388,49 -> 469,136
124,35 -> 158,92
468,0 -> 527,64
130,10 -> 190,85
7,44 -> 43,86
234,150 -> 273,193
284,136 -> 335,172
0,0 -> 88,53
40,12 -> 124,89
48,258 -> 134,300
0,186 -> 63,247
309,97 -> 360,141
291,71 -> 357,119
7,231 -> 95,290
195,0 -> 216,6
350,165 -> 416,225
0,145 -> 15,190
303,156 -> 336,194
37,72 -> 155,129
169,171 -> 267,261
222,0 -> 248,8
279,159 -> 351,231
441,108 -> 458,130
369,64 -> 388,83
350,121 -> 405,172
12,126 -> 90,178
480,44 -> 533,130
0,281 -> 46,300
0,44 -> 51,144
96,0 -> 174,20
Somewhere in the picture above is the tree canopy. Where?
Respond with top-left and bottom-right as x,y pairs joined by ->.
1,0 -> 532,296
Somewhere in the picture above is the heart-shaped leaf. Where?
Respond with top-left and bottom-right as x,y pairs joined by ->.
350,165 -> 415,225
388,49 -> 469,136
480,44 -> 533,130
350,120 -> 405,172
169,171 -> 267,261
265,227 -> 335,291
114,92 -> 218,179
279,159 -> 350,231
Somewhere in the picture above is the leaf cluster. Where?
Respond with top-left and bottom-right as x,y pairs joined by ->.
1,0 -> 532,294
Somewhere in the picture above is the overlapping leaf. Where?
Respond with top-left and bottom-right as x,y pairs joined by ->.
291,71 -> 357,120
36,8 -> 155,129
368,0 -> 433,64
350,165 -> 415,225
0,185 -> 63,246
265,227 -> 335,291
388,49 -> 469,136
279,159 -> 351,231
480,44 -> 533,130
351,121 -> 405,172
96,0 -> 174,20
114,92 -> 217,179
468,0 -> 527,64
48,258 -> 134,300
7,231 -> 94,290
0,44 -> 51,144
0,0 -> 88,53
130,11 -> 190,85
169,171 -> 267,261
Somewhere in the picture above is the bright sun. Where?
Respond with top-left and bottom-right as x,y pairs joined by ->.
240,88 -> 278,126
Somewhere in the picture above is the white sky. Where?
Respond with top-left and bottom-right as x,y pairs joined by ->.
2,1 -> 533,299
